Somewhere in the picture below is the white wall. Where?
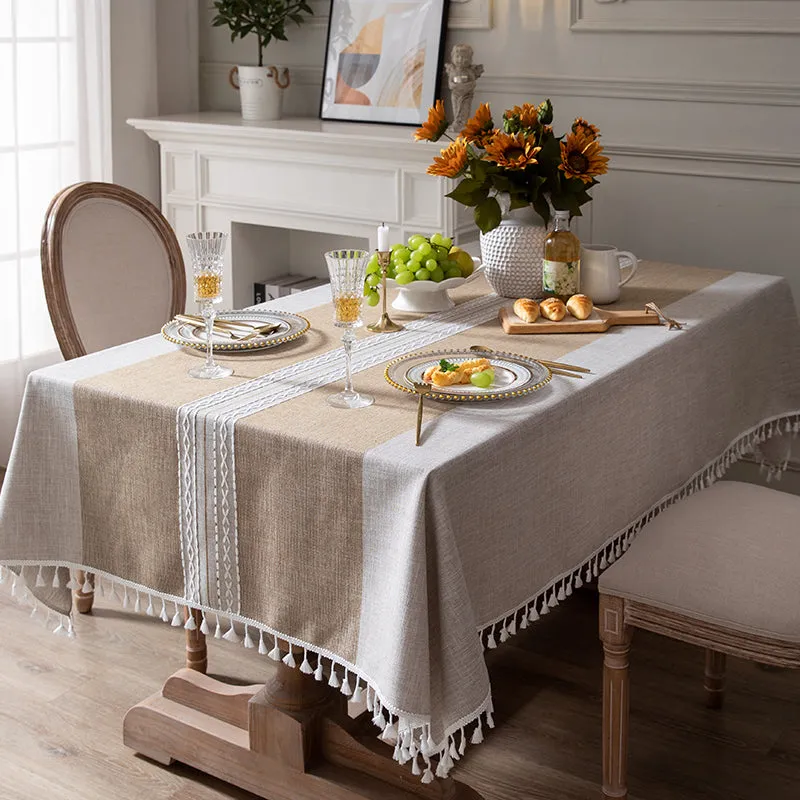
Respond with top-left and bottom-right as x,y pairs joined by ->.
198,0 -> 800,306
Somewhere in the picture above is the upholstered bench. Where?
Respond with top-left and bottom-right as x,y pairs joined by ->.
597,481 -> 800,800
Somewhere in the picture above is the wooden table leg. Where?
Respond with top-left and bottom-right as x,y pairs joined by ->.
704,649 -> 726,710
74,569 -> 94,614
124,658 -> 483,800
600,595 -> 633,800
184,607 -> 207,674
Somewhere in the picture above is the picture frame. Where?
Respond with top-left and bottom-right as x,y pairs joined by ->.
320,0 -> 450,126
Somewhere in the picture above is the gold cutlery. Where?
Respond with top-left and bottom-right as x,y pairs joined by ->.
175,314 -> 280,339
468,344 -> 590,376
645,302 -> 683,330
412,381 -> 432,446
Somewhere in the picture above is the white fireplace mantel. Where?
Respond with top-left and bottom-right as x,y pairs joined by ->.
128,113 -> 474,308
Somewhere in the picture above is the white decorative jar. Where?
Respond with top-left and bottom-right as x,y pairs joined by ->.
229,65 -> 290,121
479,206 -> 548,298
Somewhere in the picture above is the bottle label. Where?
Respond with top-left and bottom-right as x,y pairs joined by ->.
542,259 -> 580,296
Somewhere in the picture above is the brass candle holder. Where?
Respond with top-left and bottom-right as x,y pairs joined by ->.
367,250 -> 404,333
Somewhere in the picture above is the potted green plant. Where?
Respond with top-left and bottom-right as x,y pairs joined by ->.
212,0 -> 314,121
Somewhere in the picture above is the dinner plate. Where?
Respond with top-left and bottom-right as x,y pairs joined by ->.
384,349 -> 552,402
161,310 -> 310,353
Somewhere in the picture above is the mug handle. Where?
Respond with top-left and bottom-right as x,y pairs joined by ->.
228,66 -> 240,91
617,251 -> 638,286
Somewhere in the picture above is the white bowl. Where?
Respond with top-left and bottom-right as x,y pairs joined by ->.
386,258 -> 483,313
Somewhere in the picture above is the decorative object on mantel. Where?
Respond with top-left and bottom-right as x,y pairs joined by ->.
444,43 -> 484,132
367,223 -> 405,333
212,0 -> 314,121
415,98 -> 608,298
320,0 -> 450,125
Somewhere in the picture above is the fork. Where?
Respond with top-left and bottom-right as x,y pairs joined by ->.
412,381 -> 432,446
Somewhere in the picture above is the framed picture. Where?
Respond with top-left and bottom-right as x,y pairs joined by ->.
320,0 -> 450,126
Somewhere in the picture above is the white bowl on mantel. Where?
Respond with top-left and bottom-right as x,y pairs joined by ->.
387,258 -> 483,314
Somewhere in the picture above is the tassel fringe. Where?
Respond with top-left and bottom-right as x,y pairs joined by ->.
0,411 -> 796,786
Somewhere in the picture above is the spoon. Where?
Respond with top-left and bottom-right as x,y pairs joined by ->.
412,381 -> 432,446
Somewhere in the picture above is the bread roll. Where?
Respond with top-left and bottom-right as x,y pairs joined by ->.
513,298 -> 540,323
566,294 -> 593,320
540,297 -> 566,322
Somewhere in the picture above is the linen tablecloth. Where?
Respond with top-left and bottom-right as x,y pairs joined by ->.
1,262 -> 798,781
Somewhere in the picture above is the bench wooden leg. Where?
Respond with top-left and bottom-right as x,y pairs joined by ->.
184,607 -> 207,674
704,650 -> 726,710
74,570 -> 94,614
600,594 -> 633,800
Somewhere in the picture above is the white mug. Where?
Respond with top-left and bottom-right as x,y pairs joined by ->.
580,244 -> 638,305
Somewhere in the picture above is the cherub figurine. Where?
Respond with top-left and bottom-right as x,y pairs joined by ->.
444,44 -> 484,132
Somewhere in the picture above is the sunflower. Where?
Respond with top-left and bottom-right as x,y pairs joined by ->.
427,139 -> 469,178
572,117 -> 600,140
460,102 -> 494,146
415,100 -> 448,142
484,132 -> 541,170
505,103 -> 539,131
559,131 -> 609,183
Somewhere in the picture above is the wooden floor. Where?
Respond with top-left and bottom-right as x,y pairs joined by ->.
0,587 -> 798,800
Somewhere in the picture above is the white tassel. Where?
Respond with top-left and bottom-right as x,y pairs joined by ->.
539,598 -> 549,616
35,567 -> 45,588
508,616 -> 517,636
519,614 -> 528,630
435,756 -> 449,779
421,765 -> 434,784
314,658 -> 325,681
160,599 -> 169,623
411,754 -> 421,776
528,605 -> 539,622
183,611 -> 197,631
372,710 -> 386,730
268,636 -> 281,660
328,667 -> 341,689
51,569 -> 60,588
458,729 -> 467,756
486,628 -> 497,649
381,718 -> 398,742
243,626 -> 255,649
425,727 -> 435,755
575,573 -> 583,589
222,622 -> 240,643
486,709 -> 495,729
340,670 -> 353,696
352,680 -> 364,703
67,618 -> 75,638
548,590 -> 558,608
449,738 -> 460,761
82,575 -> 93,594
599,554 -> 608,570
282,650 -> 296,668
499,625 -> 509,643
366,687 -> 374,712
299,648 -> 312,673
557,585 -> 566,602
258,630 -> 268,656
171,606 -> 183,627
146,595 -> 155,616
214,616 -> 223,639
200,613 -> 210,635
471,721 -> 483,745
134,592 -> 142,614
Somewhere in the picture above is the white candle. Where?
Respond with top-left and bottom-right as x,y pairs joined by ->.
377,222 -> 390,252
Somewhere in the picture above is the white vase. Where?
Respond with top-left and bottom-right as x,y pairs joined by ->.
229,65 -> 290,121
479,206 -> 548,299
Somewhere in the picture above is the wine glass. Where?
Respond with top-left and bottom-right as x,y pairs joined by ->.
325,249 -> 374,409
186,231 -> 233,380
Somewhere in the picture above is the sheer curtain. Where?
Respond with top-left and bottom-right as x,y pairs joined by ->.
0,0 -> 110,465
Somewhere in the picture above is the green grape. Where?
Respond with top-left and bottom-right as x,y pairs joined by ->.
433,247 -> 449,262
387,265 -> 397,279
366,290 -> 380,306
395,270 -> 415,285
441,236 -> 453,249
409,250 -> 424,264
430,233 -> 443,246
391,242 -> 404,252
395,247 -> 411,262
441,259 -> 458,272
424,258 -> 438,271
414,267 -> 431,281
366,273 -> 380,287
363,283 -> 371,296
429,266 -> 445,283
444,266 -> 462,280
417,241 -> 432,257
366,262 -> 380,275
470,369 -> 495,389
408,234 -> 425,249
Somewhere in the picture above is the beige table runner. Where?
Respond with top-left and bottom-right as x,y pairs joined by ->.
1,263 -> 798,782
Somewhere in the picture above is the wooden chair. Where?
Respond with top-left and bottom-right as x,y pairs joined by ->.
40,182 -> 186,617
598,481 -> 800,800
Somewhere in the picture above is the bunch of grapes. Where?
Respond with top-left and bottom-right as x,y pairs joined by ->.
363,233 -> 471,306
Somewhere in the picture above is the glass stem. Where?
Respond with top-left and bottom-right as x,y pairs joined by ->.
203,302 -> 215,369
343,329 -> 355,395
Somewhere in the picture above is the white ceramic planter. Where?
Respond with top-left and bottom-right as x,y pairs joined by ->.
387,260 -> 483,313
229,65 -> 290,121
479,206 -> 548,299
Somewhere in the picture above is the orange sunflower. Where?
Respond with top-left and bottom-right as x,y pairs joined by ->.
483,132 -> 541,170
505,103 -> 539,130
427,139 -> 469,178
559,131 -> 609,183
415,100 -> 448,142
460,102 -> 494,146
572,117 -> 600,140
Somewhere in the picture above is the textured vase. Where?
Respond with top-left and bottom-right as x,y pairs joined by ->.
479,206 -> 548,298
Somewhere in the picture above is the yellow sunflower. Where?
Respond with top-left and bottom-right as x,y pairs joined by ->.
572,117 -> 600,140
427,139 -> 469,178
484,132 -> 541,170
460,102 -> 494,146
415,100 -> 448,142
559,131 -> 609,183
505,103 -> 539,130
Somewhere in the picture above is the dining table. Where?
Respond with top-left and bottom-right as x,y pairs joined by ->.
0,260 -> 798,800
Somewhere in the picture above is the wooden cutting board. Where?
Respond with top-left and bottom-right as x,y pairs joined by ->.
499,305 -> 660,334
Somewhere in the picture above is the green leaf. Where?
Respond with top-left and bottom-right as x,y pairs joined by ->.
439,359 -> 459,373
474,197 -> 502,234
532,195 -> 551,227
446,179 -> 489,207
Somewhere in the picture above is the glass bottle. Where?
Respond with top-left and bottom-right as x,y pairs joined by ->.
542,210 -> 581,300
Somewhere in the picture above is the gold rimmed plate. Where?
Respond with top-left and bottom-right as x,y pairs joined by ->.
385,349 -> 552,402
162,310 -> 310,353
